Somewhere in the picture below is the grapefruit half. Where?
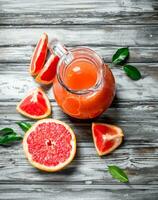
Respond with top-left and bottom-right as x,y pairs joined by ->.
35,53 -> 59,85
92,123 -> 124,156
30,33 -> 48,76
23,119 -> 76,172
16,88 -> 51,119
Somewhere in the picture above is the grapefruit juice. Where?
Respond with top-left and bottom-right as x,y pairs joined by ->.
64,58 -> 98,90
53,47 -> 115,119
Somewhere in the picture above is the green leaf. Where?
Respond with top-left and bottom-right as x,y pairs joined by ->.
0,127 -> 23,145
0,128 -> 14,136
112,47 -> 129,64
16,122 -> 32,132
123,65 -> 141,80
0,133 -> 22,145
108,165 -> 129,183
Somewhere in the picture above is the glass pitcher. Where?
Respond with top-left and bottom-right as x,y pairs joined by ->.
51,41 -> 115,119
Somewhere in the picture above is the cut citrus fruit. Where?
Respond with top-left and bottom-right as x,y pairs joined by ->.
92,123 -> 124,156
16,88 -> 51,119
30,33 -> 48,76
35,53 -> 59,85
23,119 -> 76,172
62,97 -> 80,116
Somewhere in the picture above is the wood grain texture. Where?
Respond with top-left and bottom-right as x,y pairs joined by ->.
0,101 -> 157,185
0,101 -> 158,139
0,143 -> 158,184
0,184 -> 158,200
0,25 -> 158,47
0,0 -> 158,199
0,0 -> 158,25
1,46 -> 158,63
0,63 -> 157,101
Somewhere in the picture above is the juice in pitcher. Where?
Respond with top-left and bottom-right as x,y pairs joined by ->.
52,42 -> 115,119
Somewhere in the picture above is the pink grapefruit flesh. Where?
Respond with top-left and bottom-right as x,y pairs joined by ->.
92,123 -> 124,156
30,33 -> 48,76
23,119 -> 76,172
16,88 -> 51,119
35,53 -> 59,85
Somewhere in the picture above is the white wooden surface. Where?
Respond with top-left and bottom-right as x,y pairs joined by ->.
0,0 -> 158,199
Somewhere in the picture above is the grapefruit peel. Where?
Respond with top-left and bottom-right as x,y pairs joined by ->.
23,119 -> 76,172
29,33 -> 48,76
92,123 -> 124,156
35,53 -> 59,85
16,88 -> 51,119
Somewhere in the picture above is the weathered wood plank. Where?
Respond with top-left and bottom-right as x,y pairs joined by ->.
0,1 -> 158,198
0,63 -> 157,101
0,26 -> 158,47
1,100 -> 158,144
0,101 -> 158,143
0,183 -> 158,200
0,0 -> 158,25
1,0 -> 157,13
0,140 -> 157,184
0,101 -> 157,184
1,12 -> 158,26
1,46 -> 158,63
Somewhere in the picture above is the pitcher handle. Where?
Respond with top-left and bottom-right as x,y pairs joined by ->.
50,39 -> 73,65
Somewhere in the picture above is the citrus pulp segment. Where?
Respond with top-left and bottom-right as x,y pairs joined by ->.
16,88 -> 51,119
35,53 -> 59,85
92,123 -> 124,156
30,33 -> 48,76
23,119 -> 76,172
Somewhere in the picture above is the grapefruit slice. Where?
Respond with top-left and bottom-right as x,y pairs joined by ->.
23,119 -> 76,172
30,33 -> 48,76
62,97 -> 81,116
16,88 -> 51,119
35,53 -> 59,85
92,123 -> 124,156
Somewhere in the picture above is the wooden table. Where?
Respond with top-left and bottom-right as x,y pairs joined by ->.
0,0 -> 158,199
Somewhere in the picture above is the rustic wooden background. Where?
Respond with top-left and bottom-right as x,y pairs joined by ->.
0,0 -> 158,199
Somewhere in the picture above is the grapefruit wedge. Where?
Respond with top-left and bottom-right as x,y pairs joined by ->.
92,123 -> 124,156
16,88 -> 51,119
35,53 -> 59,85
30,33 -> 48,76
23,119 -> 76,172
